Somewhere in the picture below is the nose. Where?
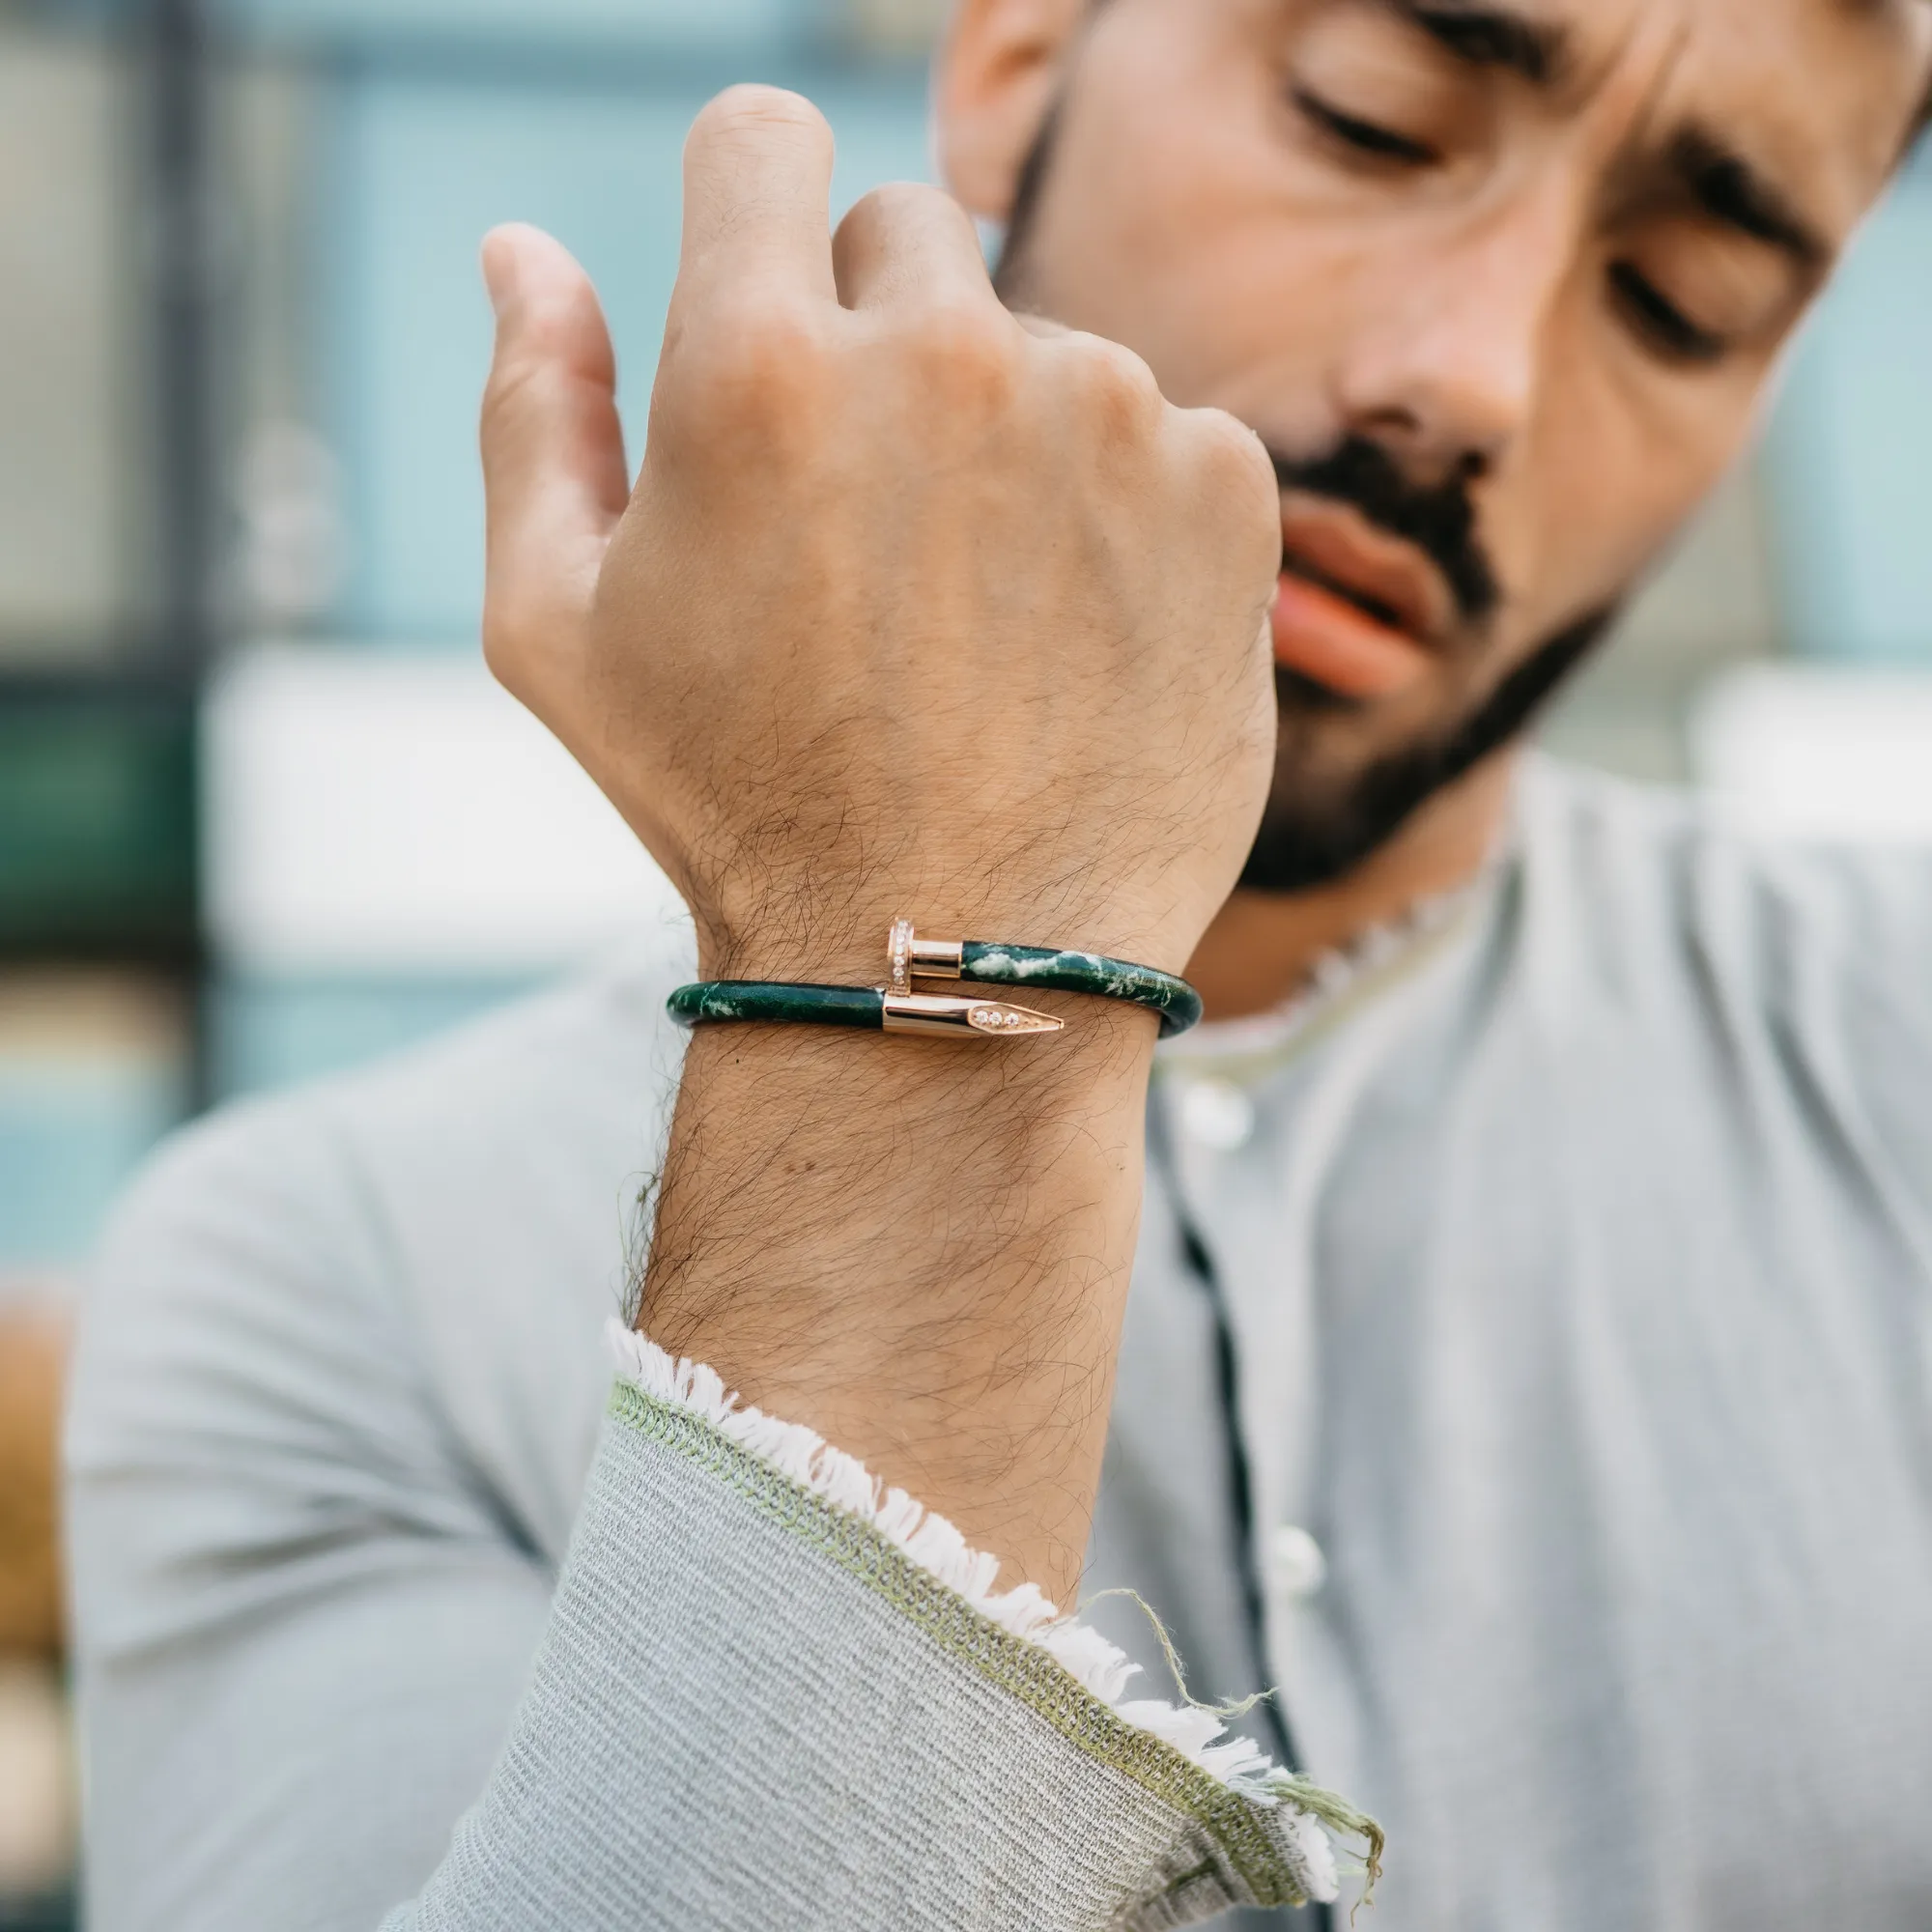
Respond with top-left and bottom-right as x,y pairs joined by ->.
1330,185 -> 1574,489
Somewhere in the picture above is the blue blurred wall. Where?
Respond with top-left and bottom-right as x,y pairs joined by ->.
1767,160 -> 1932,662
202,5 -> 933,1100
321,61 -> 931,641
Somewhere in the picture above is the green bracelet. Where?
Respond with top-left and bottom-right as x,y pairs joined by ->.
668,921 -> 1203,1042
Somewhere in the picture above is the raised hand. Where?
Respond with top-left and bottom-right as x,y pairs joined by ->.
479,85 -> 1279,987
476,86 -> 1283,1602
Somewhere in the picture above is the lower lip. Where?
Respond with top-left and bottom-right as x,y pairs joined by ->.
1270,572 -> 1433,699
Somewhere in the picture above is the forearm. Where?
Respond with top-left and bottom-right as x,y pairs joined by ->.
71,1098 -> 1352,1932
641,1000 -> 1158,1604
484,94 -> 1274,1607
390,1325 -> 1351,1931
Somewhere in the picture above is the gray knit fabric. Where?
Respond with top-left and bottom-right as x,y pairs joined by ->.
389,1395 -> 1317,1932
64,966 -> 1340,1931
67,753 -> 1932,1930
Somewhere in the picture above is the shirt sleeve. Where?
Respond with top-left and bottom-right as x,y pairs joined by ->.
66,1100 -> 1374,1932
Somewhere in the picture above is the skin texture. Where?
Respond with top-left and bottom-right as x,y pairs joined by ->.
944,0 -> 1931,992
480,99 -> 1281,1597
477,3 -> 1930,1597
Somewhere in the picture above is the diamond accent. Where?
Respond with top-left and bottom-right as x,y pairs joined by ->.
969,1004 -> 1054,1035
888,920 -> 915,996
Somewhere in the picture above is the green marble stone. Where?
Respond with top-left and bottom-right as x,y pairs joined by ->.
668,983 -> 885,1031
958,944 -> 1203,1038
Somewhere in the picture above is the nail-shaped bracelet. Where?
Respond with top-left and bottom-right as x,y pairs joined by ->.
668,920 -> 1203,1041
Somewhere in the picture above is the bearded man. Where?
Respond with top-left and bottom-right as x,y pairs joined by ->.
66,3 -> 1932,1928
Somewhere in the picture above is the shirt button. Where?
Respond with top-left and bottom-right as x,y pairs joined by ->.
1178,1078 -> 1255,1151
1268,1524 -> 1328,1602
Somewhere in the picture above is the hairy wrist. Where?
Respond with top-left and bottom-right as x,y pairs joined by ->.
687,839 -> 1204,987
639,1009 -> 1157,1598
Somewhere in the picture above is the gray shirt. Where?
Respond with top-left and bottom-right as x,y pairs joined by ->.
67,756 -> 1932,1929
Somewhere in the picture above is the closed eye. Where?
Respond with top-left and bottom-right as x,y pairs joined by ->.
1607,262 -> 1727,366
1292,87 -> 1439,167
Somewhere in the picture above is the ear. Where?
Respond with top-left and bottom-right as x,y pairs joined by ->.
935,0 -> 1089,222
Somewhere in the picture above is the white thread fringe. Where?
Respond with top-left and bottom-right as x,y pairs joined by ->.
607,1321 -> 1339,1904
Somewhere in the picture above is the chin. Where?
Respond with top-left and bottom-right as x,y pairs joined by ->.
1241,606 -> 1619,895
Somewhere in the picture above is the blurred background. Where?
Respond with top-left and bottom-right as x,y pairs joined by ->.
0,1 -> 1927,1921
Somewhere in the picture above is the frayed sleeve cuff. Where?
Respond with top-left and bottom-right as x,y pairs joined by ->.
393,1323 -> 1381,1932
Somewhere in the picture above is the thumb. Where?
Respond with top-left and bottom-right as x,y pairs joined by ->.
478,223 -> 628,712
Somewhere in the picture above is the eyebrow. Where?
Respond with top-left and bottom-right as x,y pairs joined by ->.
1668,128 -> 1831,272
1370,1 -> 1847,272
1380,0 -> 1573,86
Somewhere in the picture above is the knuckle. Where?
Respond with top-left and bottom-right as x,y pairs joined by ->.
479,601 -> 531,693
678,297 -> 829,428
480,288 -> 611,442
1187,407 -> 1276,501
482,592 -> 577,723
1065,334 -> 1163,440
855,179 -> 942,227
837,181 -> 969,267
1182,412 -> 1284,574
903,303 -> 1017,412
479,352 -> 545,443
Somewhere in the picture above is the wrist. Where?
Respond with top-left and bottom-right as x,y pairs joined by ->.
641,1011 -> 1155,1599
694,884 -> 1195,991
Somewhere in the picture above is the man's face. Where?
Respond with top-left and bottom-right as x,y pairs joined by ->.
953,0 -> 1930,888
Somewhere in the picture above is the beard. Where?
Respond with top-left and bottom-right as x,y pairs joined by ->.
995,101 -> 1624,895
1238,609 -> 1615,891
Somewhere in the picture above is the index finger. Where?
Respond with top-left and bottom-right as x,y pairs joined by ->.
675,86 -> 838,311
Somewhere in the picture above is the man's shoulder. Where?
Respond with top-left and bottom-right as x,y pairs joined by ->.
1515,757 -> 1932,1131
1520,753 -> 1932,962
128,919 -> 695,1264
78,923 -> 697,1560
311,920 -> 694,1205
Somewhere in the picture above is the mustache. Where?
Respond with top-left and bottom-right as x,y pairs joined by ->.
1269,436 -> 1501,629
